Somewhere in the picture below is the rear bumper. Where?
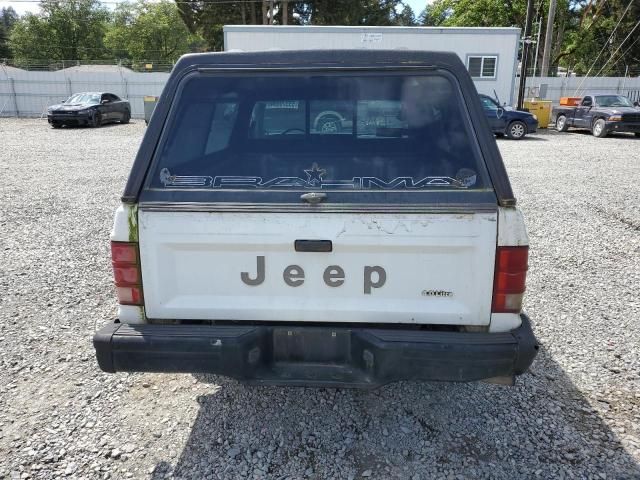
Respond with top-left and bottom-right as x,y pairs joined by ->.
93,315 -> 538,388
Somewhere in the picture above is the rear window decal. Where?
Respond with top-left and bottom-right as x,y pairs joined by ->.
304,163 -> 326,186
159,168 -> 212,187
160,166 -> 474,190
455,168 -> 477,188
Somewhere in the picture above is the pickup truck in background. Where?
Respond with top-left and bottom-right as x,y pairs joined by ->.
93,50 -> 538,388
553,94 -> 640,138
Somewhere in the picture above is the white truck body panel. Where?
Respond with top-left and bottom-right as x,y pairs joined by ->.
138,211 -> 498,325
497,207 -> 529,246
110,204 -> 135,243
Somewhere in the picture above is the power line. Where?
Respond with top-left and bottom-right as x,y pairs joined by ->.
572,0 -> 634,94
616,34 -> 639,62
587,18 -> 640,80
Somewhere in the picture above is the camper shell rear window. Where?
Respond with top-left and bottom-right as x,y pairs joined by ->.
143,70 -> 495,205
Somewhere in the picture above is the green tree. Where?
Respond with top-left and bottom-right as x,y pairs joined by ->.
294,0 -> 404,25
9,0 -> 110,61
176,0 -> 261,51
416,0 -> 640,76
176,0 -> 409,52
426,0 -> 528,28
105,1 -> 203,63
395,4 -> 417,26
561,0 -> 640,75
0,7 -> 18,58
418,4 -> 448,26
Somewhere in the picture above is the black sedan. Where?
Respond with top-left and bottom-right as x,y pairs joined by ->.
479,94 -> 538,139
47,92 -> 131,128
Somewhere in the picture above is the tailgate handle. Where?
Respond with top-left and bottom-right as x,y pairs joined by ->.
300,192 -> 327,204
295,240 -> 333,253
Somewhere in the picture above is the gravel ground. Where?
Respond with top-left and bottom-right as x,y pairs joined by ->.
0,118 -> 639,480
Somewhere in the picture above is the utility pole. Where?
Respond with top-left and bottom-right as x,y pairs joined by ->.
532,16 -> 542,78
282,0 -> 288,25
541,0 -> 557,77
517,0 -> 535,110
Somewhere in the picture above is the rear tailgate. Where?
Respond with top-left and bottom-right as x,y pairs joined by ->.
135,68 -> 505,327
139,211 -> 496,326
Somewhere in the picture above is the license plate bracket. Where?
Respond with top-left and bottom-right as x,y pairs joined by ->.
272,328 -> 350,363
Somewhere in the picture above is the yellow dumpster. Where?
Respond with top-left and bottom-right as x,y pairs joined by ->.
143,96 -> 159,125
524,100 -> 552,128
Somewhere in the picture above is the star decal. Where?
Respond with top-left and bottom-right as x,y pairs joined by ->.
304,163 -> 326,186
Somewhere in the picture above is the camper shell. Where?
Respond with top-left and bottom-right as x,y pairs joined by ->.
93,50 -> 538,388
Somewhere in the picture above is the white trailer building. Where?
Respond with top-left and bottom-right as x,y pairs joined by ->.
224,25 -> 521,106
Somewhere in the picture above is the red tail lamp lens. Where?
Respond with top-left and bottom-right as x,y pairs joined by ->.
113,265 -> 141,285
111,242 -> 138,263
111,241 -> 143,306
492,246 -> 528,313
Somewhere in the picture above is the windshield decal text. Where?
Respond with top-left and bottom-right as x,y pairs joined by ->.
161,173 -> 470,190
159,165 -> 474,190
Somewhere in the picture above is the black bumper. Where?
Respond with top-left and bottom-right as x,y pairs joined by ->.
93,315 -> 538,388
606,121 -> 640,133
47,114 -> 91,125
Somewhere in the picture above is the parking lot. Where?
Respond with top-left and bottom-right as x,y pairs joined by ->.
0,118 -> 639,479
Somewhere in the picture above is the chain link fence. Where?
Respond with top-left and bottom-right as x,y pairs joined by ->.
1,58 -> 176,72
517,76 -> 640,104
2,58 -> 640,118
1,60 -> 172,118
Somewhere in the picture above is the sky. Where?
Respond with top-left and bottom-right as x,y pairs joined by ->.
404,0 -> 429,15
2,0 -> 430,17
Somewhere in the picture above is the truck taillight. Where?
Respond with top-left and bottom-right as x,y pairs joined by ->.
111,241 -> 143,306
492,246 -> 528,313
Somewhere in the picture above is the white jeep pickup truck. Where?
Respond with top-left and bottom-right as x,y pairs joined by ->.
94,50 -> 538,387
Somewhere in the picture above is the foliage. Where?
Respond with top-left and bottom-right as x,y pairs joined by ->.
176,0 -> 251,51
105,1 -> 203,63
421,0 -> 639,75
5,0 -> 637,76
427,0 -> 528,28
561,0 -> 640,75
295,0 -> 407,25
394,4 -> 418,25
10,0 -> 110,61
0,7 -> 18,58
177,0 -> 416,51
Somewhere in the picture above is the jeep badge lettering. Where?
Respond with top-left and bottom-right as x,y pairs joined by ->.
240,255 -> 265,286
241,256 -> 386,294
363,266 -> 386,294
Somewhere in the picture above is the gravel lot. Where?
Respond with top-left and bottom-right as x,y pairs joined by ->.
1,118 -> 639,480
